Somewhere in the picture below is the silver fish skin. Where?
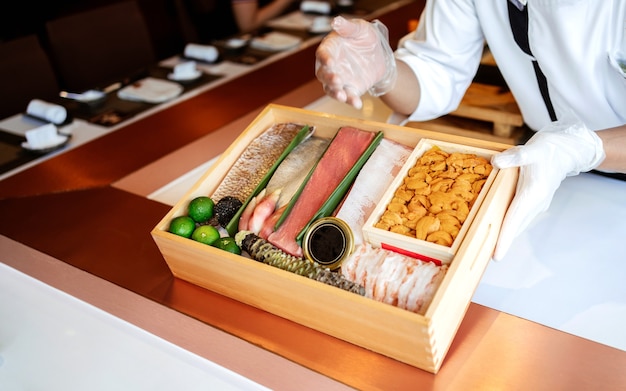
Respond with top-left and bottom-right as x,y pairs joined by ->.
265,136 -> 330,209
211,123 -> 307,204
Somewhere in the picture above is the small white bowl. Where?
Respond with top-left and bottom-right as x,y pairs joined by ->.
167,69 -> 202,82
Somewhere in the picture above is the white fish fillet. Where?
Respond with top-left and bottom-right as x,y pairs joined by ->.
335,138 -> 412,245
265,136 -> 329,209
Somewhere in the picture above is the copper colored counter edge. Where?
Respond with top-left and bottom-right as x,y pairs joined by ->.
5,236 -> 626,391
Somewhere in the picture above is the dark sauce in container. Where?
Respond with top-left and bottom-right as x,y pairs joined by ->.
302,217 -> 354,270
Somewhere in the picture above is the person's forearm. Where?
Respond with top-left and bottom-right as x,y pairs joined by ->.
256,0 -> 293,25
596,124 -> 626,173
380,61 -> 421,116
233,0 -> 293,33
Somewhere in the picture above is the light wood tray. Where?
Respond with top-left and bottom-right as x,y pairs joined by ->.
151,104 -> 518,373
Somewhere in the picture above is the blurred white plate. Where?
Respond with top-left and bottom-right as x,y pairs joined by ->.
21,133 -> 70,154
118,77 -> 183,103
250,32 -> 302,52
167,70 -> 202,82
309,25 -> 332,34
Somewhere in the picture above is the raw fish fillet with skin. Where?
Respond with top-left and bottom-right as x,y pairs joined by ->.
265,137 -> 330,209
268,127 -> 376,257
335,138 -> 412,245
211,122 -> 305,204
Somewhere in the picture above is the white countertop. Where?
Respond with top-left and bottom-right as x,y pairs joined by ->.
473,172 -> 626,351
0,263 -> 268,391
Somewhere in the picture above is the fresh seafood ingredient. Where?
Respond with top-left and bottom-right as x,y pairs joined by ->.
336,138 -> 413,245
211,122 -> 309,204
265,136 -> 330,209
238,194 -> 257,232
224,124 -> 315,236
268,126 -> 378,257
258,204 -> 287,239
341,243 -> 447,315
245,188 -> 282,234
235,231 -> 365,295
374,146 -> 492,246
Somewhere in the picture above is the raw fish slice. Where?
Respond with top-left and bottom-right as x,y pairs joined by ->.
382,258 -> 408,307
372,248 -> 398,301
413,266 -> 447,314
248,189 -> 281,234
353,245 -> 375,283
258,204 -> 287,239
340,242 -> 366,282
265,137 -> 330,209
373,251 -> 405,303
363,247 -> 387,299
405,262 -> 438,313
211,123 -> 306,204
238,191 -> 260,231
268,127 -> 376,257
397,267 -> 421,310
336,138 -> 412,245
340,244 -> 447,315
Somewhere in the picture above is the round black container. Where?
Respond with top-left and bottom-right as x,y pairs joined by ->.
302,217 -> 354,270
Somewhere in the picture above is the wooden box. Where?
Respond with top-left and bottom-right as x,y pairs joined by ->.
151,104 -> 518,373
363,138 -> 500,264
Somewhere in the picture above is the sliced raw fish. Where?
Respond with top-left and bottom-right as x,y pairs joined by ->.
336,138 -> 412,245
340,243 -> 447,315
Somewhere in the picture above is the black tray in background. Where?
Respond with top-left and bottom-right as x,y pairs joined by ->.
0,129 -> 39,175
58,66 -> 223,127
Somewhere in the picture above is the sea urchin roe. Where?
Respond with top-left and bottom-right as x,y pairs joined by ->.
374,147 -> 492,247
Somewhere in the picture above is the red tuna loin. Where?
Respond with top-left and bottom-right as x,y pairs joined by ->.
267,127 -> 375,257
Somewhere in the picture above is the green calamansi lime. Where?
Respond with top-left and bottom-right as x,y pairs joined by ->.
191,225 -> 220,246
188,196 -> 214,223
214,237 -> 241,255
168,216 -> 196,238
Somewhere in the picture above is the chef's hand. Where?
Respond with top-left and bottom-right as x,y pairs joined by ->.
315,16 -> 397,110
491,112 -> 605,261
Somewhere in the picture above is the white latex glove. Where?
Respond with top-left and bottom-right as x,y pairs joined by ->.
491,112 -> 605,261
315,16 -> 397,110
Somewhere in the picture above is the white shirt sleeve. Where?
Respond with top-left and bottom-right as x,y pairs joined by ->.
395,0 -> 485,121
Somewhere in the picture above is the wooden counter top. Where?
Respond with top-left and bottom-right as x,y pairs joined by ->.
2,1 -> 626,389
